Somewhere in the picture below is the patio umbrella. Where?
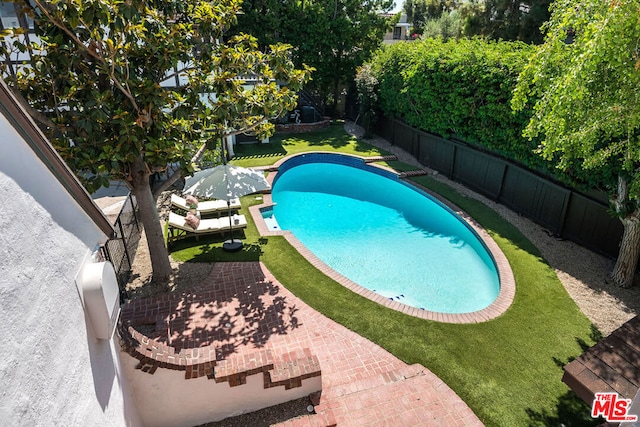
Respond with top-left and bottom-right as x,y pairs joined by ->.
183,163 -> 270,251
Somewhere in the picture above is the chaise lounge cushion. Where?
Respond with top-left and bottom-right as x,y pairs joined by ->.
168,212 -> 248,235
184,212 -> 200,229
171,194 -> 241,215
185,195 -> 199,207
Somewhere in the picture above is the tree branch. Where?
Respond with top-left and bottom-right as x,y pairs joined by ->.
151,140 -> 209,199
31,0 -> 140,112
6,83 -> 58,130
221,116 -> 268,138
152,168 -> 181,199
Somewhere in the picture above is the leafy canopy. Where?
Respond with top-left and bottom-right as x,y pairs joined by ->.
461,0 -> 551,44
370,38 -> 538,167
233,0 -> 394,106
403,0 -> 458,34
512,0 -> 640,200
0,0 -> 311,192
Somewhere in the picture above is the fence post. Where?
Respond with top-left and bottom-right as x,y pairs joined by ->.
118,217 -> 132,279
130,193 -> 140,232
496,162 -> 508,203
449,142 -> 457,179
556,191 -> 572,237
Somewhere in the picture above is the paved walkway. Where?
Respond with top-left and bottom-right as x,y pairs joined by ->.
123,261 -> 483,426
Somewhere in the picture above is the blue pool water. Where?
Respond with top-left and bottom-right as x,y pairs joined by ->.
271,154 -> 500,314
261,206 -> 281,231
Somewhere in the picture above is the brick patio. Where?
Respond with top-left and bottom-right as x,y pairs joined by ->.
120,261 -> 484,426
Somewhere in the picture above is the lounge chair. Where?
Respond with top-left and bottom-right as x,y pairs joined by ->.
167,211 -> 247,244
170,194 -> 241,217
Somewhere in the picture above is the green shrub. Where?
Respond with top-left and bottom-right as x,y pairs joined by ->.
370,38 -> 547,170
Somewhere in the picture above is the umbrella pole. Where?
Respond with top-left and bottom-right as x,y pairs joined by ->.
221,138 -> 242,252
222,201 -> 242,251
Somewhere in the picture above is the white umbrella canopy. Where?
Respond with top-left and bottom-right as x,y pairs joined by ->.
183,164 -> 270,201
182,164 -> 269,251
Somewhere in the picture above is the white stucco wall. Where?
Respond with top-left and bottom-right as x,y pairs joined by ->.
0,113 -> 142,426
121,352 -> 320,427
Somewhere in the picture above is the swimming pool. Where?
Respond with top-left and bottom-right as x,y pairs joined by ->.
269,153 -> 502,315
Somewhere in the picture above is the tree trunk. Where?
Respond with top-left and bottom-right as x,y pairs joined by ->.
130,155 -> 173,283
610,215 -> 640,288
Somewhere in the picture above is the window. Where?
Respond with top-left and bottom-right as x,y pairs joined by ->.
0,2 -> 19,29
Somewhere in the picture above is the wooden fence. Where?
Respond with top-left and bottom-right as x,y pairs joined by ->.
375,116 -> 622,258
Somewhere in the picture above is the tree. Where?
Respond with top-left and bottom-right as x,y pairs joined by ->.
512,0 -> 640,287
461,0 -> 551,44
234,0 -> 393,115
0,0 -> 311,283
403,0 -> 457,35
354,63 -> 378,137
421,10 -> 463,41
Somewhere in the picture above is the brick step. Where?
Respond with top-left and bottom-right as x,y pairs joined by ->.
312,364 -> 476,426
213,348 -> 321,390
364,154 -> 398,163
268,348 -> 322,390
321,363 -> 425,400
399,169 -> 429,178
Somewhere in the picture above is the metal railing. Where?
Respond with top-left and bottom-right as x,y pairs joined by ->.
101,193 -> 141,302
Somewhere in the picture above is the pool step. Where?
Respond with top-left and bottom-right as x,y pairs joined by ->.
363,154 -> 398,163
399,169 -> 429,178
252,165 -> 280,173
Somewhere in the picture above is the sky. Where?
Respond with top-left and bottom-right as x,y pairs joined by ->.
389,1 -> 404,14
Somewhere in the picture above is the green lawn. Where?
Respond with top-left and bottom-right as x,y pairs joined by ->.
170,123 -> 600,427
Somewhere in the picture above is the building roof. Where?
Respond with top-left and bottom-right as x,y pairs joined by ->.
563,315 -> 640,403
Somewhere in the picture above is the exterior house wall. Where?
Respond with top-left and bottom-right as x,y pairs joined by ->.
382,13 -> 412,43
120,354 -> 321,427
0,84 -> 142,426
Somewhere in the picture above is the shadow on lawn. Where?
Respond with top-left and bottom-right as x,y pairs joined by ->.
528,327 -> 604,427
526,389 -> 601,427
231,123 -> 384,161
169,231 -> 265,263
232,141 -> 287,159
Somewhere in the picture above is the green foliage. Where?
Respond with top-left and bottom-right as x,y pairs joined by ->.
370,38 -> 542,168
421,9 -> 464,41
0,0 -> 311,193
512,0 -> 640,208
354,64 -> 379,137
404,0 -> 458,34
461,0 -> 551,44
233,0 -> 394,110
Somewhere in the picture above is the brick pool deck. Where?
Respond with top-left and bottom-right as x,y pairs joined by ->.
121,262 -> 484,426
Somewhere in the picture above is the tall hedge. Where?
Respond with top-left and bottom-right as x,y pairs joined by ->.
370,38 -> 543,170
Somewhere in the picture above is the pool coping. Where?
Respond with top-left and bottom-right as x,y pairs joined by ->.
249,152 -> 516,324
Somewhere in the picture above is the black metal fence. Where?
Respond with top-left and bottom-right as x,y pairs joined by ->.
101,193 -> 142,302
376,116 -> 622,258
